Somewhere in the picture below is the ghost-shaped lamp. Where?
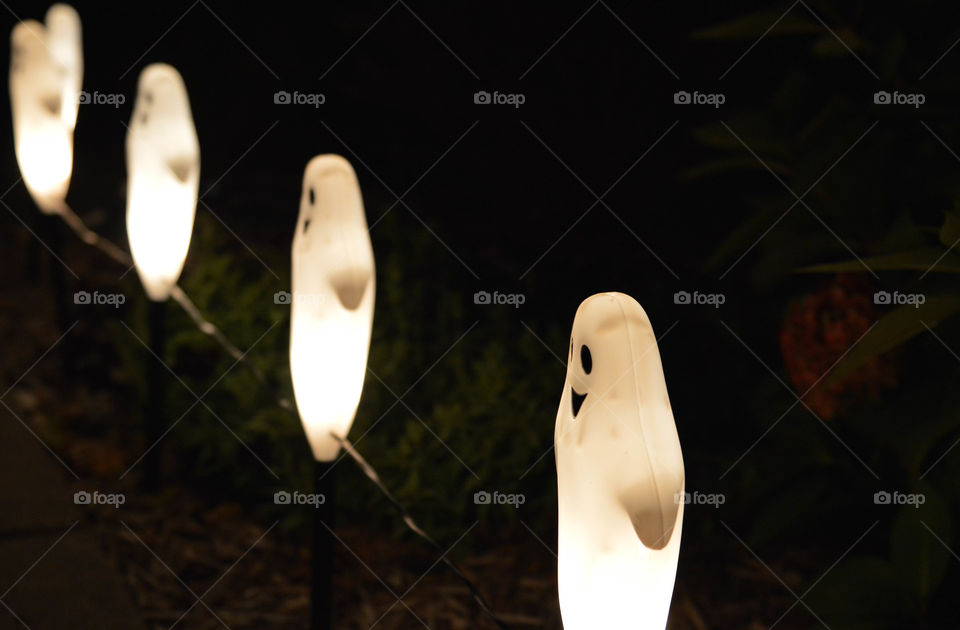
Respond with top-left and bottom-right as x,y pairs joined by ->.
124,63 -> 199,490
289,154 -> 375,463
9,4 -> 82,214
125,63 -> 200,302
288,155 -> 374,630
554,292 -> 684,630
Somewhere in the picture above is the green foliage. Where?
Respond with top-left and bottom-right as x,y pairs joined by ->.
347,220 -> 564,540
890,486 -> 952,601
805,488 -> 953,629
820,295 -> 960,385
691,3 -> 960,626
114,211 -> 563,543
692,8 -> 821,41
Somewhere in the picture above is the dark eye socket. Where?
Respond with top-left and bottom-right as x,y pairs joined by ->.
308,187 -> 315,205
580,344 -> 592,374
303,218 -> 311,234
144,92 -> 153,104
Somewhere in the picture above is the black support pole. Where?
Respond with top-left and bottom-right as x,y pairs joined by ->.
311,459 -> 336,630
143,299 -> 166,490
42,215 -> 73,374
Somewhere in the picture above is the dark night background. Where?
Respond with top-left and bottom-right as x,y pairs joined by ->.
2,1 -> 960,628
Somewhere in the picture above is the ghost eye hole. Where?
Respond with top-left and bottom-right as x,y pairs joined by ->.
308,187 -> 315,205
303,219 -> 311,234
580,344 -> 592,374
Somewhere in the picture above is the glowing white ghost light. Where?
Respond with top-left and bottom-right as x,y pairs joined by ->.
9,4 -> 83,214
125,63 -> 200,301
289,155 -> 375,462
554,292 -> 684,630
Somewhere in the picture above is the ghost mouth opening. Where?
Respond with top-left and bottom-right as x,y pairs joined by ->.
330,269 -> 371,311
167,157 -> 193,183
43,95 -> 62,116
571,388 -> 587,418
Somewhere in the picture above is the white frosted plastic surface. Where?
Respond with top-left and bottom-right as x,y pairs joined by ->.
9,4 -> 82,213
125,63 -> 200,301
289,155 -> 375,462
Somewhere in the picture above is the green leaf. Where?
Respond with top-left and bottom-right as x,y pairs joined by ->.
691,121 -> 790,157
747,476 -> 827,545
872,213 -> 928,253
824,295 -> 960,386
890,486 -> 952,600
939,203 -> 960,248
811,29 -> 867,57
692,8 -> 820,40
704,194 -> 796,271
799,247 -> 960,274
805,555 -> 910,629
895,387 -> 960,476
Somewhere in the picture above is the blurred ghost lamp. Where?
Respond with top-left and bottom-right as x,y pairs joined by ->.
289,154 -> 375,462
125,63 -> 200,302
124,63 -> 199,489
9,4 -> 82,214
554,292 -> 684,630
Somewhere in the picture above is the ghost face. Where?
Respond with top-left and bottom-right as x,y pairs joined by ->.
555,292 -> 683,549
129,65 -> 198,169
292,155 -> 374,310
290,155 -> 375,462
9,7 -> 82,214
125,63 -> 199,301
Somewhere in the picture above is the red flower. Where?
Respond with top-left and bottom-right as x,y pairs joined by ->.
779,275 -> 895,419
